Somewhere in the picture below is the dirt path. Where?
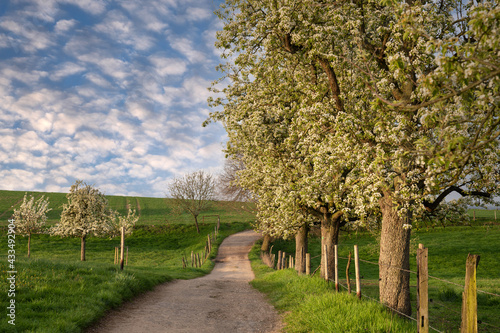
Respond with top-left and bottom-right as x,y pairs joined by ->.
86,230 -> 283,333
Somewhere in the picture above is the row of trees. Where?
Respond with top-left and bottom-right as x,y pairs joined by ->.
205,0 -> 500,316
13,180 -> 138,261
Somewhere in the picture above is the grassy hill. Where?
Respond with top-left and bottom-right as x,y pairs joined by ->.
0,189 -> 256,226
0,188 -> 255,332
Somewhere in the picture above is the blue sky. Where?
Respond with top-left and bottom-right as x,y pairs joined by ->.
0,0 -> 228,197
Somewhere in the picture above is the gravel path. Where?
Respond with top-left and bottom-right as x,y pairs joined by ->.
86,230 -> 283,333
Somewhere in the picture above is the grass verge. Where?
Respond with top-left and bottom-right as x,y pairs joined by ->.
249,241 -> 417,333
260,226 -> 500,332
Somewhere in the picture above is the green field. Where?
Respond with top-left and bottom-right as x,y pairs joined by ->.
0,189 -> 254,332
0,222 -> 250,332
468,208 -> 500,223
0,190 -> 256,226
2,189 -> 499,332
263,225 -> 500,332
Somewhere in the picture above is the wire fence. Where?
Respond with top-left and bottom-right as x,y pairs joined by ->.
265,244 -> 500,333
335,251 -> 500,332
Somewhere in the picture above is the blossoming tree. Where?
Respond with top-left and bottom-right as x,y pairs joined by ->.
13,193 -> 51,258
52,180 -> 111,261
209,0 -> 500,316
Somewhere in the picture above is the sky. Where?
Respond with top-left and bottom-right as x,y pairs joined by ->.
0,0 -> 229,198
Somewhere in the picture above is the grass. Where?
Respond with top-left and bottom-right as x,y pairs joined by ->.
0,189 -> 252,333
249,242 -> 417,332
468,208 -> 500,223
263,225 -> 500,332
0,189 -> 256,226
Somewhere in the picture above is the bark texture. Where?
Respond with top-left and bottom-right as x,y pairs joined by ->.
27,234 -> 31,258
295,224 -> 308,274
81,236 -> 86,261
320,211 -> 342,280
261,233 -> 272,252
194,215 -> 200,234
378,193 -> 412,316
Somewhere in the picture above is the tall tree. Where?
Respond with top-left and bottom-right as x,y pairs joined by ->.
13,193 -> 51,258
168,170 -> 217,233
52,180 -> 111,261
209,0 -> 500,316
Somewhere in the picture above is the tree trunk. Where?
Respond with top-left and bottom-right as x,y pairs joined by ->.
321,211 -> 342,280
27,233 -> 31,258
295,224 -> 309,274
379,192 -> 412,316
81,236 -> 86,261
193,215 -> 200,234
261,233 -> 272,252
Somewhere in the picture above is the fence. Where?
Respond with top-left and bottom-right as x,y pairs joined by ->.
261,244 -> 500,333
182,224 -> 220,268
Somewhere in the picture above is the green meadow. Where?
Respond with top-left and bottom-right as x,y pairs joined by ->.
1,189 -> 499,332
0,190 -> 252,332
259,224 -> 500,332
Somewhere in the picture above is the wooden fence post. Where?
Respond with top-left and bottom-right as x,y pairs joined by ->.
417,244 -> 429,333
191,251 -> 194,267
306,253 -> 311,275
324,244 -> 329,282
334,244 -> 339,292
354,245 -> 361,299
346,251 -> 352,294
282,252 -> 286,269
277,250 -> 282,270
120,227 -> 125,270
461,254 -> 480,333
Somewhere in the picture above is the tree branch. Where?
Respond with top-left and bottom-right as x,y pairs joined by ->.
423,185 -> 491,212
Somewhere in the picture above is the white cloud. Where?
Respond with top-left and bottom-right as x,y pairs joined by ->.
128,164 -> 154,179
94,10 -> 154,51
149,55 -> 187,76
197,142 -> 224,160
95,57 -> 130,81
16,131 -> 49,152
84,73 -> 111,87
185,7 -> 212,21
1,66 -> 48,85
147,155 -> 179,171
0,169 -> 45,191
50,62 -> 86,81
62,0 -> 107,15
11,151 -> 49,169
119,1 -> 171,32
0,19 -> 54,52
168,36 -> 206,63
0,0 -> 228,197
55,19 -> 77,33
182,76 -> 212,105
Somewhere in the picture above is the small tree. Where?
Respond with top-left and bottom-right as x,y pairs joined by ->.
168,170 -> 217,233
107,208 -> 139,238
52,180 -> 110,261
13,193 -> 51,258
